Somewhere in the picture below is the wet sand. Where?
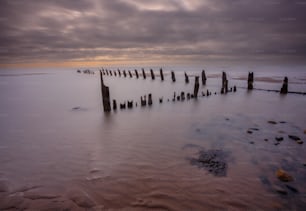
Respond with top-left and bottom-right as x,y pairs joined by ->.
0,69 -> 306,210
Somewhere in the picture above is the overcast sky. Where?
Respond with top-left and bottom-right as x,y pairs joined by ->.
0,0 -> 306,67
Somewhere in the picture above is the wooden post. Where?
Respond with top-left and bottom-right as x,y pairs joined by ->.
142,68 -> 146,79
123,70 -> 127,77
113,100 -> 117,110
148,94 -> 152,105
106,69 -> 109,75
118,69 -> 121,77
114,71 -> 117,77
127,101 -> 133,108
109,70 -> 112,76
201,70 -> 206,85
160,68 -> 164,81
181,92 -> 185,101
221,72 -> 228,94
141,96 -> 147,106
248,72 -> 254,90
171,71 -> 176,82
194,76 -> 199,98
184,72 -> 189,84
128,70 -> 133,78
135,69 -> 139,79
100,70 -> 111,112
150,69 -> 155,80
280,77 -> 288,94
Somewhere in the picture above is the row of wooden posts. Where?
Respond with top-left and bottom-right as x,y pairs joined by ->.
100,68 -> 230,113
101,68 -> 208,85
99,69 -> 290,112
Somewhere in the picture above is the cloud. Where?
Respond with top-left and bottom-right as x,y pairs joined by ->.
0,0 -> 306,66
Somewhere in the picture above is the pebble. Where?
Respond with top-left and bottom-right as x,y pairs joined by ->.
268,121 -> 277,124
274,143 -> 280,146
285,184 -> 299,193
276,169 -> 293,182
250,141 -> 254,144
264,139 -> 268,141
279,121 -> 287,124
288,135 -> 301,141
275,137 -> 284,142
296,140 -> 303,144
247,130 -> 253,134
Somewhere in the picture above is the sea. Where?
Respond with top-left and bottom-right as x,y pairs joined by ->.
0,65 -> 306,210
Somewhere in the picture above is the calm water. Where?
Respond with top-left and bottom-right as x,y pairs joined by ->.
0,67 -> 306,210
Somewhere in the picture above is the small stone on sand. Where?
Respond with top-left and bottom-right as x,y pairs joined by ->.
276,169 -> 293,182
268,121 -> 277,124
288,135 -> 301,141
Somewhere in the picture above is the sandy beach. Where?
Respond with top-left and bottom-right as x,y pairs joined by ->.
0,68 -> 305,210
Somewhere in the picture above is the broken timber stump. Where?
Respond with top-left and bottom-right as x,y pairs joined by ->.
113,100 -> 117,110
142,68 -> 146,79
184,72 -> 189,83
99,70 -> 111,112
135,69 -> 139,79
171,71 -> 176,82
280,77 -> 288,94
248,72 -> 254,90
160,68 -> 164,81
201,70 -> 207,85
128,70 -> 133,78
148,94 -> 153,106
150,69 -> 155,80
194,76 -> 200,98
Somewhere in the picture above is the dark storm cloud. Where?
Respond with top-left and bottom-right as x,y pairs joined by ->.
0,0 -> 306,65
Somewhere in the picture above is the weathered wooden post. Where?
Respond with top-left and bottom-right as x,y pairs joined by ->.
123,70 -> 127,77
109,70 -> 112,76
141,96 -> 147,106
194,76 -> 200,98
184,72 -> 189,84
173,92 -> 176,101
142,68 -> 146,79
233,86 -> 237,92
128,70 -> 133,78
150,69 -> 155,80
247,72 -> 254,90
160,68 -> 164,81
181,92 -> 185,101
187,93 -> 190,100
114,71 -> 117,77
106,69 -> 109,75
127,101 -> 133,108
118,69 -> 121,77
148,94 -> 153,105
135,69 -> 139,79
201,70 -> 206,85
171,71 -> 176,82
113,100 -> 117,110
280,77 -> 288,94
120,102 -> 126,109
159,68 -> 164,81
100,70 -> 111,112
221,72 -> 228,94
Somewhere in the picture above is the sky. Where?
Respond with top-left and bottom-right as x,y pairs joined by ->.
0,0 -> 306,68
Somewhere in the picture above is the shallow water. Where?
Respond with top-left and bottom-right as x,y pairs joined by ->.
0,67 -> 306,210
